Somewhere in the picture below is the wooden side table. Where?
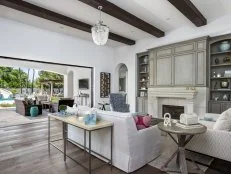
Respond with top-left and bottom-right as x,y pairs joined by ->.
158,122 -> 207,174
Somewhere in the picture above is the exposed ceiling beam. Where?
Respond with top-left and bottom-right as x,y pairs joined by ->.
78,0 -> 165,38
167,0 -> 207,27
0,0 -> 136,45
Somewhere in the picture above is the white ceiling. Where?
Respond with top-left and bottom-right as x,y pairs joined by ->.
1,0 -> 231,47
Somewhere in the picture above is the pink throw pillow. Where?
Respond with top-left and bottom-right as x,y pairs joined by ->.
133,115 -> 152,130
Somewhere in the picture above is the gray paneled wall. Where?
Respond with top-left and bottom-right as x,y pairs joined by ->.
149,36 -> 208,87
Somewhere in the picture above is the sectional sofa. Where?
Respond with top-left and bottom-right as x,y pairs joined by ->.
67,109 -> 161,173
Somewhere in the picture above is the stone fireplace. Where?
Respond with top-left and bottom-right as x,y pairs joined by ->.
162,105 -> 184,119
148,87 -> 198,118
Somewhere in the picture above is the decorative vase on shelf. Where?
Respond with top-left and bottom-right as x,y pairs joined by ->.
220,41 -> 230,52
143,56 -> 148,64
223,57 -> 231,63
215,58 -> 219,64
220,81 -> 229,88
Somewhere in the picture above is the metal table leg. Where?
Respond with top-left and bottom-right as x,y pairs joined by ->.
111,126 -> 113,169
48,116 -> 50,154
63,122 -> 67,161
89,131 -> 91,174
84,130 -> 86,155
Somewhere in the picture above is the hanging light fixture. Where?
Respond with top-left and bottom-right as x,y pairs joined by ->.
91,6 -> 109,46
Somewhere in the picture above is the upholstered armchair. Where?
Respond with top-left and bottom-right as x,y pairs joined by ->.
109,93 -> 130,112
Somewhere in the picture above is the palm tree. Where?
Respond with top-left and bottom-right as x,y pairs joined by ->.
18,68 -> 22,94
31,69 -> 35,93
26,68 -> 30,94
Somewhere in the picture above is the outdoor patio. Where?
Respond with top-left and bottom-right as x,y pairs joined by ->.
0,108 -> 48,127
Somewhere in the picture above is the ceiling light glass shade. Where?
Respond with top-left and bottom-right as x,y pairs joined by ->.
91,20 -> 109,46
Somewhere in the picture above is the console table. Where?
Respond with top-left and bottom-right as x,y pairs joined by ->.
158,122 -> 206,174
48,114 -> 113,174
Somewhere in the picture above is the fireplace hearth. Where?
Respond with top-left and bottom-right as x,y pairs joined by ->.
162,105 -> 184,120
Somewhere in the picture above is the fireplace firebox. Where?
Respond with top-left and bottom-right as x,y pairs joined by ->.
162,105 -> 184,120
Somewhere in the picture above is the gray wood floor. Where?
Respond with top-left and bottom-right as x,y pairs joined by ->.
0,120 -> 164,174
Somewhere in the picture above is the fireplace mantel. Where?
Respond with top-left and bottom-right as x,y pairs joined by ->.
148,87 -> 198,117
148,87 -> 197,99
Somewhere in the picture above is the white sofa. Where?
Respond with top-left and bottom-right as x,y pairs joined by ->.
186,113 -> 231,162
68,110 -> 161,173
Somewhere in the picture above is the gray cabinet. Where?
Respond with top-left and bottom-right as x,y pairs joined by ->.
137,97 -> 148,113
209,101 -> 231,114
149,36 -> 208,87
156,56 -> 172,86
174,52 -> 195,85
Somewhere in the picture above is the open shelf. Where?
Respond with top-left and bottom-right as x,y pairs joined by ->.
211,50 -> 231,55
211,77 -> 231,80
211,89 -> 231,92
211,63 -> 231,67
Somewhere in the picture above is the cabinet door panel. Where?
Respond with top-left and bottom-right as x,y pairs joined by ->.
197,40 -> 206,50
196,51 -> 206,86
174,53 -> 195,85
174,43 -> 195,53
209,102 -> 221,114
144,98 -> 148,114
156,48 -> 172,57
137,98 -> 143,112
156,57 -> 172,86
221,103 -> 231,112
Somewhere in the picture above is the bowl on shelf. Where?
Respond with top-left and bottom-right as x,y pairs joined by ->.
220,41 -> 231,52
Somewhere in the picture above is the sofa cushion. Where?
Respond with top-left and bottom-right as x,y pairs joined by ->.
213,108 -> 231,131
133,115 -> 152,130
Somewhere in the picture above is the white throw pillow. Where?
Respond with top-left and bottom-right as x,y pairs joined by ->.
213,108 -> 231,131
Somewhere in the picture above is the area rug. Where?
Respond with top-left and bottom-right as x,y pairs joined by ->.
149,135 -> 214,174
0,108 -> 48,127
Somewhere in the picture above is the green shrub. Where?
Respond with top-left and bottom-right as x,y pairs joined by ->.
0,103 -> 16,107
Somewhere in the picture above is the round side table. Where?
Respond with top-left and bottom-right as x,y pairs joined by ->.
158,122 -> 207,174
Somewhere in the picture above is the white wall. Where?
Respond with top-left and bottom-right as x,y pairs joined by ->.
113,14 -> 231,112
0,17 -> 114,106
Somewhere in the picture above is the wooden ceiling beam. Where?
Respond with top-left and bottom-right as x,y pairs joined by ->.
167,0 -> 207,27
0,0 -> 135,45
78,0 -> 165,37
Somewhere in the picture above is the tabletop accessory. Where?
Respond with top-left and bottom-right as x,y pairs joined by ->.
59,105 -> 67,115
180,113 -> 198,125
84,108 -> 97,125
175,122 -> 203,129
163,113 -> 172,127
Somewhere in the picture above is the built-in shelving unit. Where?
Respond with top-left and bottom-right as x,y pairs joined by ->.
137,53 -> 149,97
136,52 -> 149,113
209,34 -> 231,113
